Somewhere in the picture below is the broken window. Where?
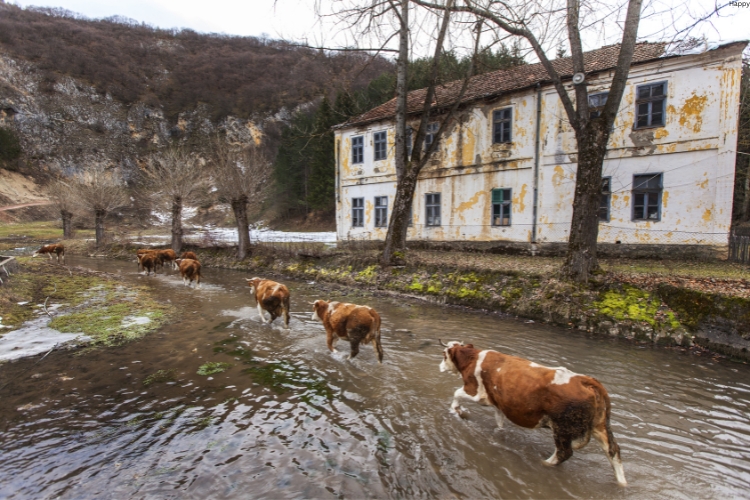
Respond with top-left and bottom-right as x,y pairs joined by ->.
375,196 -> 388,227
374,131 -> 387,161
352,197 -> 364,227
588,92 -> 609,119
351,135 -> 364,164
491,188 -> 512,226
635,82 -> 666,128
493,108 -> 512,143
424,122 -> 439,149
426,193 -> 441,226
632,174 -> 662,221
599,177 -> 611,222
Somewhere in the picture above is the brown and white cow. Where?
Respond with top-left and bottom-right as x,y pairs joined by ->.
311,300 -> 383,363
156,249 -> 178,270
33,244 -> 65,264
245,278 -> 290,328
439,340 -> 626,486
137,252 -> 160,275
176,258 -> 201,288
180,251 -> 198,261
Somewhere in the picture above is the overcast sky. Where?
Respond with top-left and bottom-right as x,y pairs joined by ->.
8,0 -> 750,57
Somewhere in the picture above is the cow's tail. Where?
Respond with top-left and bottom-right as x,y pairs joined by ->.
372,312 -> 383,364
588,378 -> 626,486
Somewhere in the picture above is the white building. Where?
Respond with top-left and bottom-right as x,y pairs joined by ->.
333,41 -> 748,248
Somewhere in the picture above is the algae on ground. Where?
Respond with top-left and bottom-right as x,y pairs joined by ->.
143,369 -> 177,386
197,361 -> 232,376
594,285 -> 681,329
243,360 -> 332,403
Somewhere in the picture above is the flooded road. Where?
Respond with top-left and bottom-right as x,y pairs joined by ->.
1,257 -> 750,498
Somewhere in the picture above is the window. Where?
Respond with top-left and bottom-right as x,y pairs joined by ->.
375,196 -> 388,227
374,131 -> 387,161
635,82 -> 666,128
425,193 -> 441,226
352,197 -> 364,227
599,177 -> 611,222
632,174 -> 662,221
424,122 -> 439,148
351,136 -> 364,164
493,108 -> 512,143
588,92 -> 609,119
491,188 -> 512,226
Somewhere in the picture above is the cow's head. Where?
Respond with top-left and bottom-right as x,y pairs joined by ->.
245,277 -> 263,294
439,339 -> 467,375
311,299 -> 329,322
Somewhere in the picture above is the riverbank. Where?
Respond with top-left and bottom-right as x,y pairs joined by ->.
86,238 -> 750,362
0,257 -> 173,359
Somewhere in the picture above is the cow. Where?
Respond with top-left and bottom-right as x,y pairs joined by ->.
155,249 -> 178,270
439,340 -> 626,486
176,258 -> 201,288
245,278 -> 290,328
33,244 -> 65,264
137,252 -> 160,275
311,300 -> 383,363
136,248 -> 158,271
180,251 -> 198,261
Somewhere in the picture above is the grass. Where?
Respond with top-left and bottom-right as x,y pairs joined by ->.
0,221 -> 63,240
143,369 -> 177,387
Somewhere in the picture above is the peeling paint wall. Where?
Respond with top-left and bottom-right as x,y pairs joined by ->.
335,43 -> 745,245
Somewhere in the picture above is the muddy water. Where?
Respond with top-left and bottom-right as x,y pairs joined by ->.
1,257 -> 750,499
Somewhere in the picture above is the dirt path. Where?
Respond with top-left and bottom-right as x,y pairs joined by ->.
0,201 -> 52,211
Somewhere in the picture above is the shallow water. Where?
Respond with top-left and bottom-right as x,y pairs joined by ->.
1,256 -> 749,498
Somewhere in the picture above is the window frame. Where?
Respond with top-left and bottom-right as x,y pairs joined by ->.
588,92 -> 609,119
373,131 -> 388,161
424,122 -> 439,149
351,135 -> 364,164
634,81 -> 667,129
599,176 -> 612,222
351,197 -> 365,227
374,196 -> 388,228
631,173 -> 663,222
491,188 -> 512,227
492,107 -> 513,144
425,192 -> 441,227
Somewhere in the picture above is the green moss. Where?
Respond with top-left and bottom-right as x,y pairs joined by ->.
408,277 -> 424,292
197,362 -> 232,376
357,265 -> 378,281
594,285 -> 676,328
143,369 -> 176,386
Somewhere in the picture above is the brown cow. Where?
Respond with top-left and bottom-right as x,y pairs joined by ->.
176,258 -> 201,288
137,252 -> 160,275
136,248 -> 158,271
156,249 -> 178,270
180,251 -> 198,261
439,340 -> 626,485
245,278 -> 290,328
311,300 -> 383,363
33,244 -> 65,264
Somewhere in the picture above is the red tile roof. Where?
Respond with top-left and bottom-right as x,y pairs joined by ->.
340,42 -> 670,128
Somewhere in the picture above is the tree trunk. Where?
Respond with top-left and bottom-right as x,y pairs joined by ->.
171,196 -> 183,253
382,166 -> 418,264
561,125 -> 609,281
231,196 -> 251,260
94,209 -> 107,248
61,210 -> 73,239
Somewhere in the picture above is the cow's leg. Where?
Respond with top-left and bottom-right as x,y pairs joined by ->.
544,431 -> 573,466
374,335 -> 383,364
451,387 -> 475,416
593,427 -> 626,486
283,299 -> 290,328
326,330 -> 338,353
256,303 -> 267,323
494,408 -> 505,429
349,339 -> 361,360
195,274 -> 201,290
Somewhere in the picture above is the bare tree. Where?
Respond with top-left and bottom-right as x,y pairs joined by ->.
416,0 -> 645,282
47,179 -> 76,239
73,164 -> 128,248
142,147 -> 206,253
211,139 -> 269,259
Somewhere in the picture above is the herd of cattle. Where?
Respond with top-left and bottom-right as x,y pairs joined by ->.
30,242 -> 627,486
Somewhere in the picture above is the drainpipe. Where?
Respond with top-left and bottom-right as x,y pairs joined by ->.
335,134 -> 341,240
531,83 -> 542,249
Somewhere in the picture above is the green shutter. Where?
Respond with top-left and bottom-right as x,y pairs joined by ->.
492,188 -> 510,203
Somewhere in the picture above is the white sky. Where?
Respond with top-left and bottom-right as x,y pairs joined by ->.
8,0 -> 750,58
